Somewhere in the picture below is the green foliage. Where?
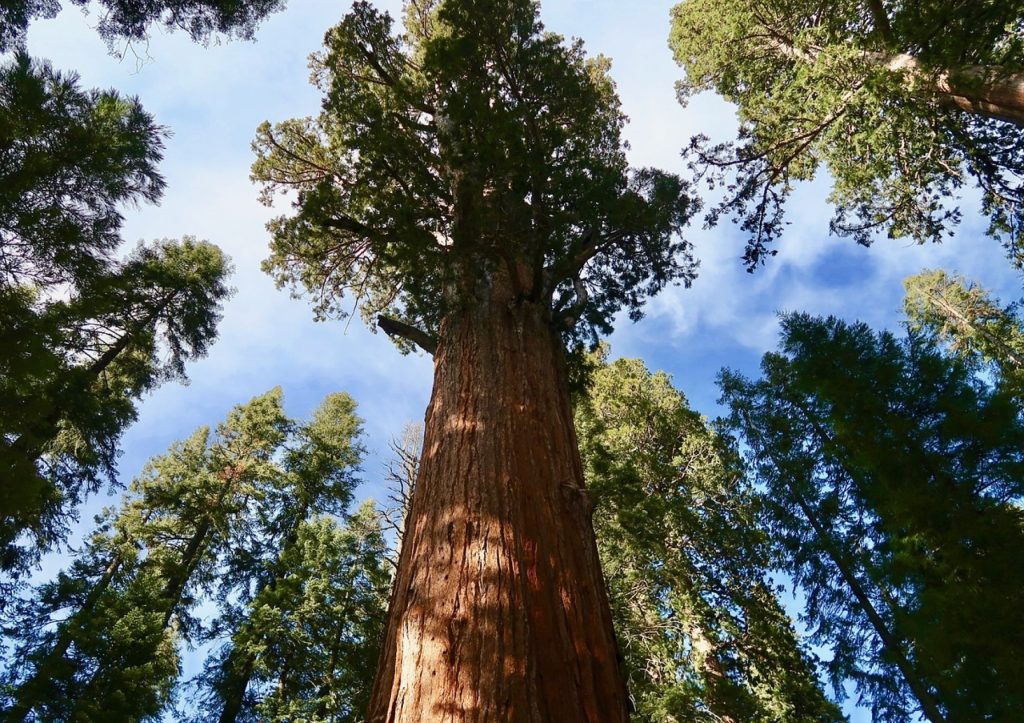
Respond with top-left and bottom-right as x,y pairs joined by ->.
183,393 -> 387,722
670,0 -> 1024,269
253,0 -> 695,350
196,508 -> 391,723
0,236 -> 232,577
0,0 -> 286,53
576,354 -> 843,722
1,388 -> 338,722
904,268 -> 1024,395
0,53 -> 164,289
0,54 -> 232,574
720,310 -> 1024,721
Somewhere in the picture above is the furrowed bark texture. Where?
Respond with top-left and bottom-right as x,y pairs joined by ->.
367,279 -> 629,722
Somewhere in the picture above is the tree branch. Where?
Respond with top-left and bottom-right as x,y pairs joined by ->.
377,315 -> 437,355
865,0 -> 896,47
553,274 -> 589,329
322,214 -> 377,238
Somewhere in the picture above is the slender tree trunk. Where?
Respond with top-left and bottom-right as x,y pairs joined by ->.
218,512 -> 307,723
1,293 -> 176,543
67,473 -> 236,719
788,487 -> 947,723
367,274 -> 628,722
217,652 -> 258,723
4,513 -> 153,723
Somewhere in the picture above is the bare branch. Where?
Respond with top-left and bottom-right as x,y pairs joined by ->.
376,315 -> 437,355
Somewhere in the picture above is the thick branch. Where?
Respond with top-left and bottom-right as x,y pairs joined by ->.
883,54 -> 1024,126
322,214 -> 378,238
541,228 -> 624,303
377,315 -> 436,355
553,275 -> 589,329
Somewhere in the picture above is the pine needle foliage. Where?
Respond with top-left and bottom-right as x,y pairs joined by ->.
0,54 -> 232,576
2,388 -> 371,722
252,0 -> 696,354
576,354 -> 843,723
720,306 -> 1024,721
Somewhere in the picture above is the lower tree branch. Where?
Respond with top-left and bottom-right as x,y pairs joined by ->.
377,315 -> 437,356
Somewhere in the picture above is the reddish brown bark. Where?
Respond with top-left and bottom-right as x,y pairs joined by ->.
367,273 -> 629,722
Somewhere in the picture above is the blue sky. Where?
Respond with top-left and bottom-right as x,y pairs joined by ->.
21,0 -> 1023,719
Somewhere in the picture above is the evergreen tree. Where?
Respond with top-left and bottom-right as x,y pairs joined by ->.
0,53 -> 164,291
720,312 -> 1024,721
251,0 -> 695,718
576,354 -> 843,723
2,389 -> 292,722
669,0 -> 1024,269
0,54 -> 232,574
193,392 -> 382,722
195,507 -> 391,723
0,0 -> 286,53
904,268 -> 1024,395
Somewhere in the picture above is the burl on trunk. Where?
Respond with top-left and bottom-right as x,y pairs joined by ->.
367,280 -> 629,722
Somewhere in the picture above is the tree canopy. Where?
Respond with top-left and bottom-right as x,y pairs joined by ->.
0,0 -> 286,53
720,305 -> 1024,721
253,0 -> 695,352
0,53 -> 232,576
576,353 -> 843,722
670,0 -> 1024,269
2,388 -> 378,722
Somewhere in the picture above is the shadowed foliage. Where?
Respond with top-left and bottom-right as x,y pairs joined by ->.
0,54 -> 232,578
720,301 -> 1024,721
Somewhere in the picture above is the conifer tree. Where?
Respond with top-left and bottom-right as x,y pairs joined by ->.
196,506 -> 391,723
251,0 -> 695,717
670,0 -> 1024,269
720,312 -> 1024,721
904,268 -> 1024,395
2,389 -> 292,722
576,355 -> 843,723
0,53 -> 232,574
193,392 -> 380,722
0,0 -> 286,53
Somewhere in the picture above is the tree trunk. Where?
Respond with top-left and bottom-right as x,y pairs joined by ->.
218,511 -> 308,723
4,512 -> 153,723
366,274 -> 629,722
788,487 -> 947,723
884,54 -> 1024,127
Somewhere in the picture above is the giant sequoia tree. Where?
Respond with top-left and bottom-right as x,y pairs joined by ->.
252,0 -> 694,718
670,0 -> 1024,269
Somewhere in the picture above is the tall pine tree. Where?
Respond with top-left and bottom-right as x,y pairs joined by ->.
0,54 -> 232,575
720,310 -> 1024,721
577,354 -> 843,723
2,389 -> 295,722
192,392 -> 389,722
